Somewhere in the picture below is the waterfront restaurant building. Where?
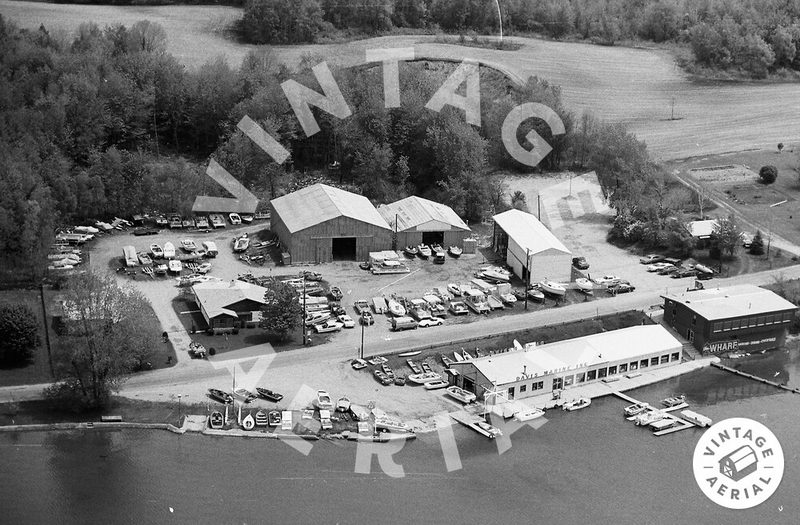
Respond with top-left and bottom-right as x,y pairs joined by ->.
662,284 -> 797,354
492,209 -> 572,283
269,184 -> 393,263
448,325 -> 683,400
377,196 -> 471,250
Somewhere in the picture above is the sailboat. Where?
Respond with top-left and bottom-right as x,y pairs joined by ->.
387,297 -> 406,317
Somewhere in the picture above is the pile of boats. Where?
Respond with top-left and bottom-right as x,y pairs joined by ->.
623,394 -> 712,432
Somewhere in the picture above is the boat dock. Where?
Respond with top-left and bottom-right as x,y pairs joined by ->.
450,410 -> 498,439
613,391 -> 705,437
711,362 -> 800,394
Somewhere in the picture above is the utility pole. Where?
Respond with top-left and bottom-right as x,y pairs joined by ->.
493,0 -> 503,47
524,248 -> 532,310
360,321 -> 365,359
302,275 -> 307,345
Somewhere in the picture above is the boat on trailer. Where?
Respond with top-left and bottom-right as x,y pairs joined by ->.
446,385 -> 476,404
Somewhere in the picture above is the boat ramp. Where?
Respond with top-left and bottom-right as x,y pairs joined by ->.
450,410 -> 502,439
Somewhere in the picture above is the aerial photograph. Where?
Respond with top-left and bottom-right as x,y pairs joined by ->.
1,0 -> 799,523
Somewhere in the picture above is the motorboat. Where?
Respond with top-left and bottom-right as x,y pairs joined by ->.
194,215 -> 210,229
407,372 -> 442,384
563,397 -> 591,411
268,410 -> 281,427
499,292 -> 517,305
163,242 -> 176,259
208,388 -> 233,404
406,360 -> 422,374
316,390 -> 334,410
233,388 -> 257,403
374,416 -> 412,433
448,301 -> 469,315
155,216 -> 169,228
179,241 -> 198,255
208,411 -> 224,429
448,245 -> 462,257
634,410 -> 665,426
417,244 -> 432,258
233,234 -> 250,253
623,402 -> 651,417
403,246 -> 419,257
398,350 -> 422,357
241,413 -> 255,431
680,410 -> 712,427
137,252 -> 152,265
387,298 -> 406,317
575,278 -> 594,293
514,407 -> 545,422
150,244 -> 164,258
475,420 -> 503,439
453,352 -> 464,362
336,397 -> 351,412
527,287 -> 545,301
381,364 -> 395,379
209,214 -> 225,228
539,280 -> 566,296
446,385 -> 476,404
463,289 -> 490,314
447,283 -> 462,296
373,369 -> 392,386
254,410 -> 269,427
181,218 -> 194,229
229,213 -> 242,225
256,388 -> 283,402
424,379 -> 449,390
154,264 -> 168,276
168,260 -> 182,274
662,394 -> 686,408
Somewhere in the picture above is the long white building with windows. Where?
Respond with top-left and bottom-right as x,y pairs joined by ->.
449,325 -> 683,400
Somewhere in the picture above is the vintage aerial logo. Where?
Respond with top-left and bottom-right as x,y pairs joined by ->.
692,417 -> 784,509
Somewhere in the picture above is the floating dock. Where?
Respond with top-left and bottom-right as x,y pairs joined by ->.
613,391 -> 705,437
450,410 -> 501,439
711,362 -> 800,394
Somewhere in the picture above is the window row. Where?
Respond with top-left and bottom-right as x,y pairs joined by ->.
712,312 -> 794,333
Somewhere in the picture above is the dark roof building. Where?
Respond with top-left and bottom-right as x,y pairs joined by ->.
192,280 -> 267,334
269,184 -> 392,263
378,196 -> 471,249
662,284 -> 797,354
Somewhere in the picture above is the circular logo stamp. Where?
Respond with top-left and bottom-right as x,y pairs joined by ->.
693,417 -> 784,509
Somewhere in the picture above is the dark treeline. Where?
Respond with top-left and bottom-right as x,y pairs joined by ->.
1,13 -> 667,282
239,0 -> 800,77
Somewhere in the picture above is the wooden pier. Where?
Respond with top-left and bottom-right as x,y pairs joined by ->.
711,362 -> 800,394
612,391 -> 704,437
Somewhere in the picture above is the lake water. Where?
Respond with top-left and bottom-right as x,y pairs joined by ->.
2,348 -> 799,524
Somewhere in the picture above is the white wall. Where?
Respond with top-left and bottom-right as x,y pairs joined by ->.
506,238 -> 572,283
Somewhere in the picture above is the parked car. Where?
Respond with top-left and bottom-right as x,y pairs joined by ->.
354,300 -> 370,315
314,320 -> 344,333
329,304 -> 346,317
338,314 -> 355,328
607,281 -> 636,294
390,316 -> 418,331
592,275 -> 621,285
741,232 -> 753,248
639,254 -> 665,264
671,267 -> 698,279
133,227 -> 158,236
329,286 -> 343,301
360,310 -> 375,325
571,256 -> 590,270
656,264 -> 679,275
418,317 -> 444,328
646,262 -> 671,272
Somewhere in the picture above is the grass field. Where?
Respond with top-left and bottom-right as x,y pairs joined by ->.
668,147 -> 800,249
2,1 -> 799,162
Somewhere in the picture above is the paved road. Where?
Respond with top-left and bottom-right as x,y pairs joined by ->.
4,260 -> 799,403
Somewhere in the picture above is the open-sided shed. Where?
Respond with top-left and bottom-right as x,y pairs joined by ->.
378,196 -> 471,249
269,184 -> 392,263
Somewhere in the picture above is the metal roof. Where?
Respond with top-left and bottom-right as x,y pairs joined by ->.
270,184 -> 390,234
662,284 -> 797,321
192,280 -> 267,320
492,209 -> 570,255
192,196 -> 258,214
378,196 -> 470,232
456,325 -> 681,385
687,219 -> 718,239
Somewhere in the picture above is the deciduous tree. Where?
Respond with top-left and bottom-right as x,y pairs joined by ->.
0,303 -> 40,367
260,278 -> 303,341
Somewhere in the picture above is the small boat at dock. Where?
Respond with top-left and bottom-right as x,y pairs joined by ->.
208,411 -> 224,429
634,409 -> 665,426
680,410 -> 712,427
623,402 -> 650,417
563,397 -> 591,411
514,407 -> 545,422
254,410 -> 268,427
662,394 -> 686,407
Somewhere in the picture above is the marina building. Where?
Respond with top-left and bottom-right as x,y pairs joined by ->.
192,280 -> 268,334
491,209 -> 572,283
377,196 -> 471,250
269,184 -> 393,263
662,284 -> 797,354
449,325 -> 683,400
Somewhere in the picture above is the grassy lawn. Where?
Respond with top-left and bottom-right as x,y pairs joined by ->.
0,289 -> 54,387
668,148 -> 800,249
